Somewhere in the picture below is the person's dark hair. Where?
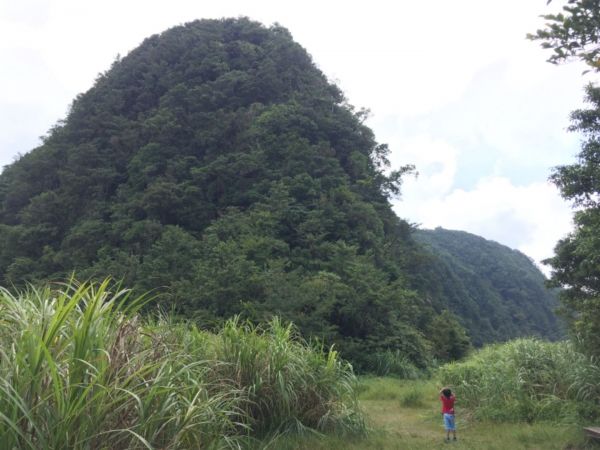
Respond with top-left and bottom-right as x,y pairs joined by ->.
442,388 -> 452,398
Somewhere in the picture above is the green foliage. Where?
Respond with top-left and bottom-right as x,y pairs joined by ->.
0,280 -> 365,449
543,86 -> 600,358
355,378 -> 429,410
361,350 -> 422,379
528,0 -> 600,72
426,310 -> 471,361
438,338 -> 600,423
0,18 -> 559,370
209,317 -> 365,435
294,377 -> 589,450
530,0 -> 600,359
399,386 -> 426,408
0,18 -> 434,369
550,85 -> 600,209
414,228 -> 562,346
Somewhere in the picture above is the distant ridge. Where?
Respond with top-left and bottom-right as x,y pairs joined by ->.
413,227 -> 562,346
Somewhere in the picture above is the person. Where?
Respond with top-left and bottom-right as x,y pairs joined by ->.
440,387 -> 457,442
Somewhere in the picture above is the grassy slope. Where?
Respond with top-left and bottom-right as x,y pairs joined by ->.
271,378 -> 594,450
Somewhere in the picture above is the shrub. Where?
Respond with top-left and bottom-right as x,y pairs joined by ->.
399,386 -> 425,408
363,350 -> 422,379
0,280 -> 365,449
438,338 -> 600,423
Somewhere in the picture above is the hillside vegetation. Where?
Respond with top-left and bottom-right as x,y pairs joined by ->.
0,18 -> 560,367
439,338 -> 600,424
415,228 -> 562,346
3,284 -> 595,450
0,280 -> 363,449
1,282 -> 593,450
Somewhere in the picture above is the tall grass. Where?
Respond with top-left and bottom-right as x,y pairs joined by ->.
361,350 -> 422,379
214,317 -> 364,435
438,338 -> 600,423
0,280 -> 364,449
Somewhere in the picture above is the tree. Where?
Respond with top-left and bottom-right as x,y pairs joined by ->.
531,0 -> 600,355
544,86 -> 600,356
528,0 -> 600,72
426,310 -> 471,361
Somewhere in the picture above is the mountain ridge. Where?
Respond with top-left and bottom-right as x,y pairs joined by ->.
413,227 -> 562,346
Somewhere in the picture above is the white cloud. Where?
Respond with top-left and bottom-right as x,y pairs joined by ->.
394,175 -> 573,272
387,135 -> 460,197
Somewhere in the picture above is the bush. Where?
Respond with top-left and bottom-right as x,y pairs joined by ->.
362,350 -> 422,379
399,386 -> 425,408
438,338 -> 600,423
0,280 -> 365,449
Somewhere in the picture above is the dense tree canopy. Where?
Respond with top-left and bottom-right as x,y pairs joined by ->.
414,228 -> 562,347
0,18 -> 560,367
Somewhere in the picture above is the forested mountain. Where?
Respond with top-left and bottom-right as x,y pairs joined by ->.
414,228 -> 562,346
0,18 -> 559,367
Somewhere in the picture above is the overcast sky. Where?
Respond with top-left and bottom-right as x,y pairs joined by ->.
0,0 -> 593,272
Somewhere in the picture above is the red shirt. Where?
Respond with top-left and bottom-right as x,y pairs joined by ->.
440,395 -> 455,414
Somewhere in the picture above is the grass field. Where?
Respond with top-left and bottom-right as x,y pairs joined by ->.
270,377 -> 597,450
0,281 -> 364,449
2,282 -> 598,449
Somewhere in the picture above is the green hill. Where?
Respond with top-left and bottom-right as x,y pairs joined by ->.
0,18 -> 560,367
413,228 -> 562,346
